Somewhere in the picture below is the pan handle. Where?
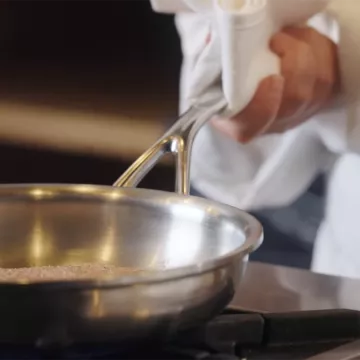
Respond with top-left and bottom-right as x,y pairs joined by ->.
113,101 -> 226,195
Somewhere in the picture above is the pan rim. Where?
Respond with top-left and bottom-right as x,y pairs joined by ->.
0,184 -> 263,290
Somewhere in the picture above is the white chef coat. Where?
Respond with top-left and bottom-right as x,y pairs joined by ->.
152,1 -> 360,279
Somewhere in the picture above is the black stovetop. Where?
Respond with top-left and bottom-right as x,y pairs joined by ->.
2,308 -> 360,360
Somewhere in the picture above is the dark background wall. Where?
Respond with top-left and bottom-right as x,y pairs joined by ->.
0,1 -> 179,190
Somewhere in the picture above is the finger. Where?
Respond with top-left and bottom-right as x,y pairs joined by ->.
266,112 -> 308,134
270,32 -> 317,119
211,75 -> 284,143
283,27 -> 339,112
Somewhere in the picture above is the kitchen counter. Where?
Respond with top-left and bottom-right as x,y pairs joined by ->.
0,101 -> 166,160
0,60 -> 178,160
231,262 -> 360,313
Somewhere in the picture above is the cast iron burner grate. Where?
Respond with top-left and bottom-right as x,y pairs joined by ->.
1,309 -> 360,360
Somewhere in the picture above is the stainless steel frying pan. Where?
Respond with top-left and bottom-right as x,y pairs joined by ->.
0,103 -> 263,346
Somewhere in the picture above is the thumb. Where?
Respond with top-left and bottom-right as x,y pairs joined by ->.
212,75 -> 284,143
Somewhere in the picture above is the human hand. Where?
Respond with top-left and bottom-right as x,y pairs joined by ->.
212,26 -> 341,143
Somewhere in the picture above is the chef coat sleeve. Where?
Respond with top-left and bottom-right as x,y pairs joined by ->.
174,12 -> 345,210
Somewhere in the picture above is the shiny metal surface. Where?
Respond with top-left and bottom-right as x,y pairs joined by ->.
0,184 -> 262,345
0,102 -> 262,345
306,340 -> 360,360
231,262 -> 360,313
113,101 -> 226,195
